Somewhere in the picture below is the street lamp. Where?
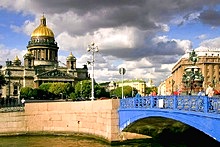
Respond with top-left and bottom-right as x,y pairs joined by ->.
80,81 -> 83,98
87,42 -> 99,101
17,78 -> 22,105
5,60 -> 12,99
119,67 -> 126,99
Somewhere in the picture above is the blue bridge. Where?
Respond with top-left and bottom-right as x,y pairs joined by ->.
118,96 -> 220,142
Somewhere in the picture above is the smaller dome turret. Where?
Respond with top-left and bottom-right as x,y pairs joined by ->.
13,55 -> 21,66
66,52 -> 76,70
13,55 -> 20,61
24,50 -> 34,58
23,50 -> 35,68
66,52 -> 76,61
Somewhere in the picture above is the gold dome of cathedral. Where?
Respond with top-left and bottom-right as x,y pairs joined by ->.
31,15 -> 54,38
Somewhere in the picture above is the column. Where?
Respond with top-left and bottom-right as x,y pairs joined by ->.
203,64 -> 207,88
215,65 -> 219,82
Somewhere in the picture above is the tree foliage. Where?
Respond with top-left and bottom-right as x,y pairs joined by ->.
39,83 -> 52,91
20,82 -> 74,99
112,86 -> 135,98
0,74 -> 7,89
74,80 -> 110,99
75,80 -> 92,98
145,86 -> 158,95
69,92 -> 77,100
94,84 -> 110,98
20,81 -> 110,100
20,87 -> 33,99
48,82 -> 74,97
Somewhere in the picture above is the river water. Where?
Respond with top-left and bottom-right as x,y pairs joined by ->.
0,134 -> 167,147
0,134 -> 219,146
0,135 -> 109,147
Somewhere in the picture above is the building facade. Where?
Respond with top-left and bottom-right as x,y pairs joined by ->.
170,47 -> 220,94
114,79 -> 146,96
0,15 -> 89,99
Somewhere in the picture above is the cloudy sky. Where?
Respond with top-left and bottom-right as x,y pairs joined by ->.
1,0 -> 220,86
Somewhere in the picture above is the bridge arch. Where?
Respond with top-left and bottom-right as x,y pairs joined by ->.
119,109 -> 220,142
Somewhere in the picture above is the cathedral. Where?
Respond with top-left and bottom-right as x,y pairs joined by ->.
0,15 -> 89,99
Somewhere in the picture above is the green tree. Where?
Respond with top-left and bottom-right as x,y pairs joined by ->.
145,86 -> 158,95
74,80 -> 109,99
145,87 -> 153,95
39,83 -> 56,99
112,86 -> 133,98
39,83 -> 52,91
20,87 -> 33,99
75,80 -> 92,98
94,84 -> 110,98
69,92 -> 77,101
0,74 -> 7,89
63,82 -> 74,96
31,88 -> 38,99
30,88 -> 48,99
48,82 -> 73,98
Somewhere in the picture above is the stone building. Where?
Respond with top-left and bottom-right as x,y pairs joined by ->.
0,15 -> 89,99
113,79 -> 146,97
171,47 -> 220,94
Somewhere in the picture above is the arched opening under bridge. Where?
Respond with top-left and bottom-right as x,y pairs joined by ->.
122,117 -> 219,146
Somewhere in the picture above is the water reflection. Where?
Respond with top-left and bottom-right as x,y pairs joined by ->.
0,135 -> 166,147
0,135 -> 110,147
0,134 -> 219,146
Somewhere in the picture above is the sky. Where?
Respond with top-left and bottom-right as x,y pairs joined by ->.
1,0 -> 220,86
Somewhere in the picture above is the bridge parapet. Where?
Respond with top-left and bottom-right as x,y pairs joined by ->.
120,96 -> 220,114
119,96 -> 220,142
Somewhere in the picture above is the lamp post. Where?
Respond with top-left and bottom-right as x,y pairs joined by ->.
17,78 -> 21,105
60,93 -> 63,99
5,60 -> 12,99
119,67 -> 126,99
80,81 -> 83,98
87,42 -> 99,101
132,81 -> 134,97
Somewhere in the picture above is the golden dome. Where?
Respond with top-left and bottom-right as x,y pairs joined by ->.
66,52 -> 76,60
31,15 -> 54,37
27,50 -> 32,55
14,55 -> 19,61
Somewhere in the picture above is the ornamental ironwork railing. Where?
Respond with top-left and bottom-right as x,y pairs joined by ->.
0,107 -> 24,113
120,96 -> 220,114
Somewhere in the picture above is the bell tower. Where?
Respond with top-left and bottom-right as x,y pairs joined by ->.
66,52 -> 76,75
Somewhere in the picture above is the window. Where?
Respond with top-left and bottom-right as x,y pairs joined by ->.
38,50 -> 41,60
13,85 -> 18,95
28,60 -> 31,68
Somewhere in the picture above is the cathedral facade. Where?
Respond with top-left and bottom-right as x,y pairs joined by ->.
0,15 -> 89,99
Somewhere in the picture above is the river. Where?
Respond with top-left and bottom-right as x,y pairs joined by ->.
0,134 -> 219,146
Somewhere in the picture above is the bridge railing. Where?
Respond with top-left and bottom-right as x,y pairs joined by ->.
120,96 -> 220,114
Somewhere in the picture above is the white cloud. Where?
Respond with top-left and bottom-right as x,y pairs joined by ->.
1,0 -> 220,86
200,37 -> 220,48
196,34 -> 207,40
174,39 -> 192,52
0,44 -> 25,65
156,23 -> 170,32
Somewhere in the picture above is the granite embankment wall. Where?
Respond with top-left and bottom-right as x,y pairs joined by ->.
0,99 -> 120,141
